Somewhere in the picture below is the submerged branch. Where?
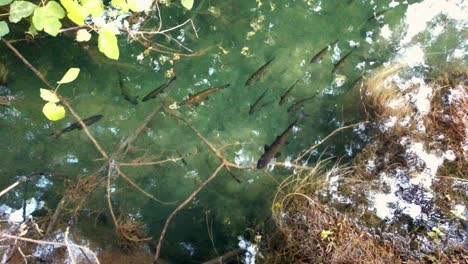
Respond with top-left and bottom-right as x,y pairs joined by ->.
1,38 -> 109,159
0,233 -> 101,264
154,162 -> 226,263
114,166 -> 177,205
64,226 -> 76,264
117,156 -> 184,167
294,121 -> 367,163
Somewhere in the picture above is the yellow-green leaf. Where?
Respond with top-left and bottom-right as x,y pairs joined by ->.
181,0 -> 193,10
60,0 -> 88,26
98,27 -> 119,60
40,88 -> 60,103
0,0 -> 13,7
9,1 -> 37,23
58,68 -> 80,84
82,0 -> 104,16
42,102 -> 66,121
76,29 -> 91,42
32,1 -> 65,36
0,21 -> 9,38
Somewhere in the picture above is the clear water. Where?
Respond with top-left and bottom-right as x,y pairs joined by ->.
0,0 -> 465,262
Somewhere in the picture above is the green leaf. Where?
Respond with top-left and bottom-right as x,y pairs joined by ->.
40,88 -> 60,103
76,29 -> 91,42
58,68 -> 80,84
181,0 -> 193,10
81,0 -> 103,16
60,0 -> 88,26
42,102 -> 66,121
98,26 -> 119,60
0,0 -> 13,6
32,1 -> 65,36
45,1 -> 65,18
0,21 -> 9,38
9,1 -> 37,23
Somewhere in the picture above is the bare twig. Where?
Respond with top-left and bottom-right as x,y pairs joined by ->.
45,196 -> 67,235
0,233 -> 100,264
106,161 -> 118,227
169,113 -> 251,170
294,122 -> 367,163
0,176 -> 29,198
64,226 -> 76,264
114,166 -> 176,205
1,38 -> 109,159
154,162 -> 226,262
117,156 -> 184,167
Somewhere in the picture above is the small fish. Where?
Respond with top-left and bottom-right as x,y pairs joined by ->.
118,70 -> 138,105
257,119 -> 297,169
279,79 -> 300,106
287,93 -> 318,114
332,50 -> 354,73
310,39 -> 338,63
142,76 -> 177,102
249,88 -> 269,115
52,115 -> 103,138
245,57 -> 275,87
181,84 -> 230,106
367,9 -> 390,23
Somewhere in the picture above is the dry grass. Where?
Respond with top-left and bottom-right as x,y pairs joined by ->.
425,70 -> 467,178
115,217 -> 151,249
267,161 -> 403,264
363,64 -> 412,118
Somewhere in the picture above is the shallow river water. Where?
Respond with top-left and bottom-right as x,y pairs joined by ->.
0,0 -> 466,262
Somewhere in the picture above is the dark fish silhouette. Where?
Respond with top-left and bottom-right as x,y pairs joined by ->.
142,76 -> 177,102
310,40 -> 338,63
181,84 -> 230,106
118,70 -> 138,105
279,79 -> 300,106
257,119 -> 297,169
332,50 -> 354,73
52,115 -> 103,138
367,9 -> 390,22
245,57 -> 275,87
249,88 -> 270,115
287,93 -> 319,114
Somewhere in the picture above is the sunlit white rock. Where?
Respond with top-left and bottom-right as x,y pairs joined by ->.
451,48 -> 465,59
8,198 -> 44,223
402,0 -> 467,45
443,149 -> 456,161
407,142 -> 443,189
66,155 -> 79,164
235,148 -> 255,166
398,45 -> 426,67
208,67 -> 216,76
389,0 -> 400,8
355,61 -> 366,70
348,40 -> 360,47
380,24 -> 392,40
36,176 -> 52,188
179,242 -> 195,256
